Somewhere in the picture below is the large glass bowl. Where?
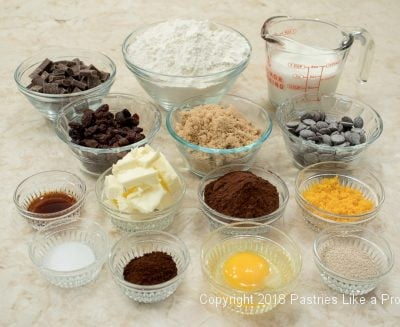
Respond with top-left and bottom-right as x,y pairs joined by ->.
14,47 -> 116,121
295,161 -> 385,231
276,93 -> 383,168
166,94 -> 273,177
29,219 -> 109,288
313,226 -> 393,295
13,170 -> 86,230
198,164 -> 289,229
122,21 -> 251,111
95,167 -> 186,232
55,93 -> 161,176
109,230 -> 190,303
201,222 -> 302,315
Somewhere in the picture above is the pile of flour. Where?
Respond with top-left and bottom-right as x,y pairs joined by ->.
126,19 -> 251,76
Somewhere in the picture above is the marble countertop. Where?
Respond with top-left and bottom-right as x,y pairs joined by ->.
1,0 -> 400,326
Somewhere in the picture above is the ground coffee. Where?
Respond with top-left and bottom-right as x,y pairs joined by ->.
123,251 -> 177,285
204,171 -> 279,218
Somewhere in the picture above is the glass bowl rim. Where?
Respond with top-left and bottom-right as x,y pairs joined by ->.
166,94 -> 273,154
14,46 -> 117,99
312,225 -> 394,282
13,170 -> 87,221
200,221 -> 302,294
122,20 -> 252,79
108,230 -> 190,290
29,218 -> 109,275
95,166 -> 186,219
54,92 -> 162,154
276,92 -> 384,151
198,164 -> 289,222
295,161 -> 385,220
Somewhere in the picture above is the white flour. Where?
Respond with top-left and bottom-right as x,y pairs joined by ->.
126,19 -> 250,76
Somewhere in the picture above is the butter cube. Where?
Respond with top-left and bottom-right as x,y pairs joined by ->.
116,167 -> 159,189
104,175 -> 123,199
116,197 -> 134,213
130,184 -> 166,214
112,149 -> 138,174
152,153 -> 180,192
134,145 -> 160,167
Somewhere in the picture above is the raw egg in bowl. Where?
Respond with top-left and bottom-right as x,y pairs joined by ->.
201,222 -> 302,315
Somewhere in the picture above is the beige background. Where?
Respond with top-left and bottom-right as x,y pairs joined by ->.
1,0 -> 400,326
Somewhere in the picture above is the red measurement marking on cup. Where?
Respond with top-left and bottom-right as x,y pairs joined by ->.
266,69 -> 284,89
276,28 -> 297,36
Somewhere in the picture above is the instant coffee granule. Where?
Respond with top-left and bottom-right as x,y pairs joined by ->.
204,171 -> 279,218
123,251 -> 178,285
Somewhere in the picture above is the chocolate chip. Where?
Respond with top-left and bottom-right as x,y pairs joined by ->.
300,130 -> 315,139
286,120 -> 300,129
331,134 -> 345,145
353,116 -> 364,128
322,134 -> 332,145
301,112 -> 313,120
349,132 -> 361,145
302,119 -> 316,126
316,121 -> 329,129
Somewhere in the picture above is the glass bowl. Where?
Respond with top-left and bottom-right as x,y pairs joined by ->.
201,222 -> 302,315
14,47 -> 116,121
166,94 -> 273,177
276,93 -> 383,168
13,170 -> 86,230
109,230 -> 190,303
122,21 -> 251,111
198,164 -> 289,229
313,226 -> 393,295
95,167 -> 186,232
55,93 -> 162,176
295,161 -> 384,231
29,219 -> 109,288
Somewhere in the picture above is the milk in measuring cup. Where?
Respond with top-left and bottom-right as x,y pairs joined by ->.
266,41 -> 342,105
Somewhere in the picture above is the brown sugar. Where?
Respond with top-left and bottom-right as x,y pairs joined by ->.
175,104 -> 261,149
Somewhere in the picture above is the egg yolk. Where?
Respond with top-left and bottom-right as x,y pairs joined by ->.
223,252 -> 270,291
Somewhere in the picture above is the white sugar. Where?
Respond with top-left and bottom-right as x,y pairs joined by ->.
43,241 -> 95,271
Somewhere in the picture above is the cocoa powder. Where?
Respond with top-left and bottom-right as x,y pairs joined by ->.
123,251 -> 177,285
204,171 -> 279,218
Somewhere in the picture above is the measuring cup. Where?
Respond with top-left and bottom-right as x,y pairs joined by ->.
261,16 -> 374,106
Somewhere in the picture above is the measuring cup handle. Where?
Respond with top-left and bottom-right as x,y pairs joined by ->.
348,27 -> 375,83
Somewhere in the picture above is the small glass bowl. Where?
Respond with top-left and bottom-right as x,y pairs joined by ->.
109,230 -> 190,303
201,222 -> 302,315
198,164 -> 289,229
29,219 -> 109,288
276,93 -> 383,168
14,47 -> 116,121
313,226 -> 393,295
95,167 -> 186,232
166,94 -> 273,176
13,170 -> 86,230
122,21 -> 251,111
55,93 -> 161,176
295,161 -> 384,231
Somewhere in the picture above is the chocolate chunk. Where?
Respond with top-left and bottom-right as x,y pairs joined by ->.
26,57 -> 109,94
28,58 -> 52,79
30,85 -> 43,92
67,104 -> 146,149
43,83 -> 60,94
